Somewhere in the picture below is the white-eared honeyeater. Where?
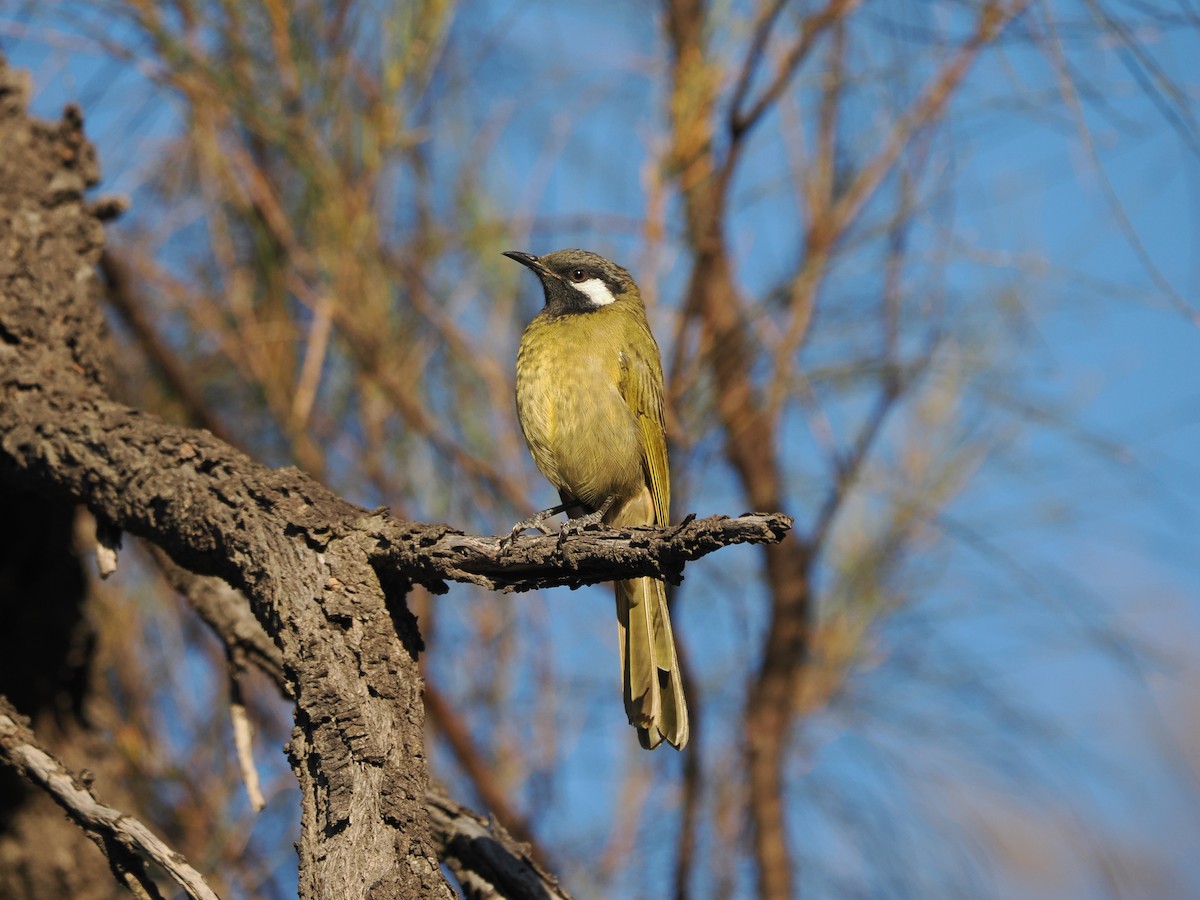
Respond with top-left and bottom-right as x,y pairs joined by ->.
505,248 -> 688,750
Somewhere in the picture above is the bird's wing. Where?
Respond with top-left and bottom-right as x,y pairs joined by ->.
619,328 -> 670,526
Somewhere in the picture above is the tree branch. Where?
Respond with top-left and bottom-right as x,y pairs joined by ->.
426,783 -> 573,900
729,0 -> 861,141
0,696 -> 219,900
373,513 -> 794,595
661,4 -> 810,896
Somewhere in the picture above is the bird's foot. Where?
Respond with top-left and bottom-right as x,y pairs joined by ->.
501,505 -> 565,549
556,495 -> 617,547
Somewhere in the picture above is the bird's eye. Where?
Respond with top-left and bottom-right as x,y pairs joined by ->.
570,268 -> 587,282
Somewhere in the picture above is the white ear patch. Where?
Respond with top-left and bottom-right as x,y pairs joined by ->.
575,278 -> 617,307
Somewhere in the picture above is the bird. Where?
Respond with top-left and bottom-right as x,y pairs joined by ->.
504,248 -> 689,750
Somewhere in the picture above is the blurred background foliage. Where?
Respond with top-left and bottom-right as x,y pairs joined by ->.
1,0 -> 1198,897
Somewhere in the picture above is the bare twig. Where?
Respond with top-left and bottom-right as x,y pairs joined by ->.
809,376 -> 903,552
828,0 -> 1035,237
226,649 -> 266,813
0,696 -> 220,900
729,0 -> 861,141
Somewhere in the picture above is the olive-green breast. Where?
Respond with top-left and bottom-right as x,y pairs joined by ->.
515,307 -> 647,510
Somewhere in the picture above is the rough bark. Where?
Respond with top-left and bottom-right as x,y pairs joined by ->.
0,59 -> 451,900
374,512 -> 793,594
0,61 -> 140,900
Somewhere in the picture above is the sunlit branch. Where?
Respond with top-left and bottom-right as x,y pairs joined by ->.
0,697 -> 219,900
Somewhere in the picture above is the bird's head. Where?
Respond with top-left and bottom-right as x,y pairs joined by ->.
504,248 -> 639,315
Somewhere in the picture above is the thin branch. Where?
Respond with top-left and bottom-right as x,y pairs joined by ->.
730,0 -> 862,141
372,512 -> 795,595
149,546 -> 288,690
226,648 -> 267,813
0,696 -> 220,900
331,298 -> 535,513
727,0 -> 790,129
1039,2 -> 1200,324
828,0 -> 1035,237
99,251 -> 236,446
806,172 -> 919,554
808,376 -> 902,552
764,20 -> 845,425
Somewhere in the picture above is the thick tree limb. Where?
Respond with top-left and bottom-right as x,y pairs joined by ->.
0,391 -> 790,899
0,61 -> 452,899
0,696 -> 218,900
0,381 -> 465,898
152,552 -> 574,889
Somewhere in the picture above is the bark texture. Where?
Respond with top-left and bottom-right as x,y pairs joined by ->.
0,61 -> 134,900
0,59 -> 452,900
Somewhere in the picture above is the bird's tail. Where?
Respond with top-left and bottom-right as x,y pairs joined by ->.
616,576 -> 689,750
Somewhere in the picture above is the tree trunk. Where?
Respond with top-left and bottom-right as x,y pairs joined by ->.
0,58 -> 453,900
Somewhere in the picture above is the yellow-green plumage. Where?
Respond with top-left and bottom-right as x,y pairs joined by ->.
508,248 -> 689,750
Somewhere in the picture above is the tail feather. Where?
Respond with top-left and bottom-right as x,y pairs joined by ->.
617,576 -> 689,750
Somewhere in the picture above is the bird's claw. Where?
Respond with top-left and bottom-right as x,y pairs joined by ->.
500,510 -> 558,549
554,502 -> 614,548
566,508 -> 607,532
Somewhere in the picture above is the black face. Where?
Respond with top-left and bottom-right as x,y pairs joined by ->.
504,249 -> 633,316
